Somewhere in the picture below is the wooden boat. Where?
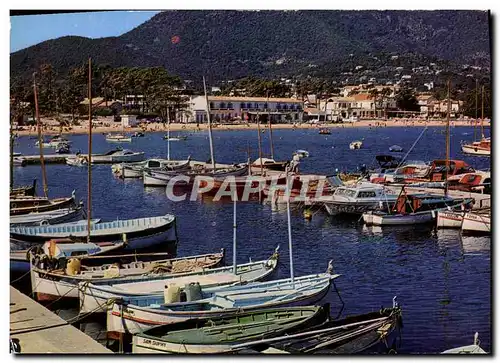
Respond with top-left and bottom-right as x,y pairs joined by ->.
10,214 -> 178,250
461,137 -> 490,156
79,248 -> 280,313
106,133 -> 132,143
91,149 -> 145,163
107,269 -> 337,334
323,182 -> 397,216
29,249 -> 225,302
363,191 -> 474,226
10,237 -> 123,274
442,333 -> 487,354
112,158 -> 191,178
251,158 -> 288,172
10,193 -> 76,216
349,141 -> 362,150
436,210 -> 467,229
231,297 -> 402,354
319,128 -> 331,135
461,210 -> 491,235
10,206 -> 83,227
10,180 -> 37,197
132,305 -> 328,354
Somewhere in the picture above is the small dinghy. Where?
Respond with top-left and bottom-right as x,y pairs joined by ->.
10,206 -> 83,227
293,150 -> 310,158
66,155 -> 88,167
10,180 -> 37,198
91,149 -> 145,163
106,133 -> 132,143
442,332 -> 487,354
349,141 -> 363,150
10,193 -> 76,216
112,158 -> 191,178
164,135 -> 188,141
133,305 -> 328,354
389,145 -> 403,152
10,214 -> 178,250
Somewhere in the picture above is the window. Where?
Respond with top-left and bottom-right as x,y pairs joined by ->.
255,103 -> 260,109
220,102 -> 226,109
240,102 -> 246,109
228,102 -> 233,109
247,103 -> 252,109
263,103 -> 268,109
357,191 -> 377,198
277,104 -> 282,110
283,105 -> 288,110
209,102 -> 214,109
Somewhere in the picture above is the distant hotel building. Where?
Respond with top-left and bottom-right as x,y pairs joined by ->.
188,96 -> 304,123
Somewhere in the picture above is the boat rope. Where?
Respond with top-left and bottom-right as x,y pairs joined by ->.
10,270 -> 32,284
396,125 -> 428,169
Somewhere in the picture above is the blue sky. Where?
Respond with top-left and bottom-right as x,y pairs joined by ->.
10,11 -> 160,53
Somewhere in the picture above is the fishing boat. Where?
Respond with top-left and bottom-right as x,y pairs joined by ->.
10,193 -> 76,216
349,141 -> 363,150
164,135 -> 188,141
79,247 -> 280,313
28,249 -> 225,302
319,128 -> 331,135
461,210 -> 491,235
55,142 -> 71,154
293,150 -> 310,158
323,182 -> 397,216
106,133 -> 132,143
10,214 -> 178,250
10,180 -> 37,198
10,206 -> 83,227
66,154 -> 88,167
112,158 -> 191,178
107,269 -> 337,334
132,305 -> 328,354
232,297 -> 402,354
251,158 -> 288,172
442,333 -> 487,354
389,145 -> 403,152
80,148 -> 144,164
461,138 -> 490,156
10,236 -> 119,273
362,191 -> 474,226
436,209 -> 467,229
143,164 -> 249,187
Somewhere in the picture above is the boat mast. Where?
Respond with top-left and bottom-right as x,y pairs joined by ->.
10,111 -> 15,190
266,93 -> 275,160
167,113 -> 171,161
33,73 -> 48,198
233,195 -> 237,274
474,79 -> 478,141
480,85 -> 485,139
256,111 -> 264,176
87,58 -> 93,243
445,78 -> 451,196
285,170 -> 295,288
203,76 -> 216,171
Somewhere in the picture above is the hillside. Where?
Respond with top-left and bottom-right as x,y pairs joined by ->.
10,10 -> 491,82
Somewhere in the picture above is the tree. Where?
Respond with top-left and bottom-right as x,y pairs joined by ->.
396,88 -> 420,112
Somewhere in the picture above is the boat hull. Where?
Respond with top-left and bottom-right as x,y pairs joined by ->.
363,211 -> 435,226
461,213 -> 491,234
436,210 -> 464,229
324,200 -> 395,216
10,196 -> 76,216
461,144 -> 490,156
10,207 -> 83,227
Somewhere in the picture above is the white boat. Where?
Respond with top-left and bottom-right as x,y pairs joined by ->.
115,272 -> 337,336
461,137 -> 490,156
10,214 -> 178,250
293,150 -> 309,158
29,250 -> 224,302
370,161 -> 430,184
78,248 -> 280,313
442,333 -> 487,354
323,182 -> 397,216
461,210 -> 491,234
363,193 -> 474,226
349,141 -> 363,150
35,136 -> 72,148
112,158 -> 191,178
66,155 -> 88,166
436,210 -> 466,229
106,133 -> 132,143
10,206 -> 83,227
91,149 -> 145,164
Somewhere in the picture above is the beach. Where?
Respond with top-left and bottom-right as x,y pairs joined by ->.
15,117 -> 489,136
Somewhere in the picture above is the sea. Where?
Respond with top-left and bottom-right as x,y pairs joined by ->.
11,125 -> 491,354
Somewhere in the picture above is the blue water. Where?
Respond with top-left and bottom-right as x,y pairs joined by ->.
12,126 -> 491,354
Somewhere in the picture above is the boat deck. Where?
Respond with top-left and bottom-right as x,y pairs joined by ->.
10,286 -> 112,354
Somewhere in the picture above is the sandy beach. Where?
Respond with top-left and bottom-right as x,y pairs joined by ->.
15,117 -> 489,136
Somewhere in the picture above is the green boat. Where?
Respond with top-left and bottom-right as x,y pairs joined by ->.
132,305 -> 329,354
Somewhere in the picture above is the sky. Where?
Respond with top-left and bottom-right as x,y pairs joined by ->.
10,11 -> 160,53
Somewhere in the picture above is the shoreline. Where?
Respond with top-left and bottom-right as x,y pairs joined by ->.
15,119 -> 489,136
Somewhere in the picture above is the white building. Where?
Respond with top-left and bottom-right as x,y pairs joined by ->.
188,96 -> 304,124
121,114 -> 138,127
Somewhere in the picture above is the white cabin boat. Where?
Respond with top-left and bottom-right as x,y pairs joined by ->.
91,149 -> 145,164
112,158 -> 191,178
349,141 -> 363,150
461,137 -> 490,156
106,133 -> 132,143
323,182 -> 397,216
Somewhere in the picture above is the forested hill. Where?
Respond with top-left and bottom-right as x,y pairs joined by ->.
10,10 -> 491,81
